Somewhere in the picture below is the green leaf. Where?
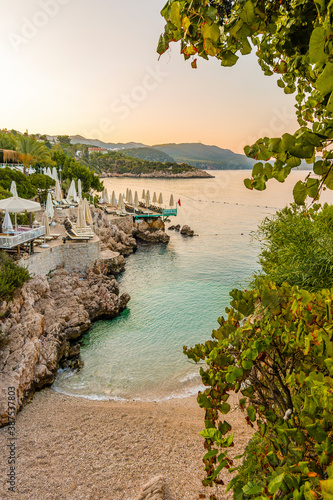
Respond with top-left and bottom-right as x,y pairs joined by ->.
309,27 -> 327,64
239,1 -> 255,24
242,482 -> 264,495
247,405 -> 256,422
203,448 -> 219,460
219,402 -> 231,414
221,51 -> 239,67
204,38 -> 217,56
267,451 -> 280,467
202,23 -> 220,43
170,2 -> 182,29
157,34 -> 169,55
268,473 -> 285,495
219,421 -> 232,435
306,423 -> 328,443
197,393 -> 213,409
293,180 -> 307,205
321,479 -> 333,500
306,178 -> 320,198
316,62 -> 333,96
244,178 -> 253,190
314,160 -> 330,176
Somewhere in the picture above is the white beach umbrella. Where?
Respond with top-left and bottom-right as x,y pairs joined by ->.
110,191 -> 116,206
134,191 -> 139,206
77,179 -> 82,201
128,189 -> 133,205
142,189 -> 146,200
99,196 -> 103,204
126,188 -> 129,202
43,167 -> 47,176
68,180 -> 77,202
83,198 -> 93,224
3,210 -> 13,232
54,180 -> 63,202
169,194 -> 174,207
103,188 -> 109,204
46,192 -> 54,219
0,196 -> 41,214
152,192 -> 157,204
77,202 -> 86,228
46,167 -> 52,179
41,211 -> 51,237
146,191 -> 151,208
52,167 -> 59,182
158,192 -> 163,205
118,194 -> 124,210
0,196 -> 41,230
10,181 -> 18,197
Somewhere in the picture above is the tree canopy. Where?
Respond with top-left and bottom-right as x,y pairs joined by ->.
159,0 -> 333,205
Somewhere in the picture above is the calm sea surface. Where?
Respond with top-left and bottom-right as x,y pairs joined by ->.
53,170 -> 333,401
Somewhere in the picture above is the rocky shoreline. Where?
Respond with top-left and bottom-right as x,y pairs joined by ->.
0,211 -> 173,426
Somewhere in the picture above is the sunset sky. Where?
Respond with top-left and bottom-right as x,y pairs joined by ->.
0,0 -> 299,153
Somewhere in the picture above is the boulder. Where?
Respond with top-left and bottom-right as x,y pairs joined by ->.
180,225 -> 195,237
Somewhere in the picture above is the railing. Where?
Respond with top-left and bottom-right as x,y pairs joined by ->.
0,226 -> 45,249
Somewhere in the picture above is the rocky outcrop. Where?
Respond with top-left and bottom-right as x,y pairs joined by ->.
133,219 -> 170,244
168,224 -> 181,231
134,476 -> 166,500
0,268 -> 130,426
95,250 -> 126,274
180,225 -> 195,237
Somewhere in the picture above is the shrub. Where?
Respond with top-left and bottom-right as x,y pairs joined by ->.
253,203 -> 333,291
0,252 -> 30,301
186,281 -> 333,499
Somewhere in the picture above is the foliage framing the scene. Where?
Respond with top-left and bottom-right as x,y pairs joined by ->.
158,0 -> 333,205
185,282 -> 333,500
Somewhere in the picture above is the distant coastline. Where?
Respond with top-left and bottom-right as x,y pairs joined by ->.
100,170 -> 214,179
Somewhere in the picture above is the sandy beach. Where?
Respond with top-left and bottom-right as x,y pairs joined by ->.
0,389 -> 252,500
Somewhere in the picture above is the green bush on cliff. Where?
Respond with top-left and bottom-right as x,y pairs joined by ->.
0,252 -> 30,301
253,203 -> 333,292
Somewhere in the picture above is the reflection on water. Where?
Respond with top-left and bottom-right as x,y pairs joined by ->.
53,171 -> 333,401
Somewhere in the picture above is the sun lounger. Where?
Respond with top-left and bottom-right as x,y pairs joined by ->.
64,231 -> 90,241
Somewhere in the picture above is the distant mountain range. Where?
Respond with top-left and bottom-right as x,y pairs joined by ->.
45,135 -> 311,171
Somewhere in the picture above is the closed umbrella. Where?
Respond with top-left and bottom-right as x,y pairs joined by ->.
77,202 -> 86,228
83,198 -> 93,224
169,194 -> 174,207
146,191 -> 151,208
77,179 -> 82,200
46,192 -> 54,219
52,167 -> 58,182
3,210 -> 13,233
158,192 -> 163,205
118,194 -> 124,210
54,180 -> 63,202
128,190 -> 133,205
10,181 -> 18,197
126,188 -> 129,202
43,167 -> 47,175
41,211 -> 51,237
134,191 -> 139,206
152,192 -> 157,204
110,191 -> 116,206
46,167 -> 52,178
67,180 -> 77,202
142,189 -> 146,200
103,188 -> 109,204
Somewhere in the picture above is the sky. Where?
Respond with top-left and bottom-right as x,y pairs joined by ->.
0,0 -> 299,153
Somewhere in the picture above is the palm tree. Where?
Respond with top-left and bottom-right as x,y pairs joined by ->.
17,135 -> 50,175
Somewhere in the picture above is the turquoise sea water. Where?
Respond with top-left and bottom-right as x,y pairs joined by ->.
52,171 -> 333,401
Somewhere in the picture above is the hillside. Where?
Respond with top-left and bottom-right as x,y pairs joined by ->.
46,135 -> 146,150
121,147 -> 174,163
85,150 -> 212,178
152,143 -> 254,170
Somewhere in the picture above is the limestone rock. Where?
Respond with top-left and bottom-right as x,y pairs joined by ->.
0,265 -> 130,427
180,225 -> 195,237
134,476 -> 166,500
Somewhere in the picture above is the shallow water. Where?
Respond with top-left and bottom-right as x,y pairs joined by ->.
53,170 -> 333,401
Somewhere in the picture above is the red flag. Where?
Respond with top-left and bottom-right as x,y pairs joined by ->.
178,199 -> 181,206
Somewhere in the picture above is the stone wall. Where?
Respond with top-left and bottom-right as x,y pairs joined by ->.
20,239 -> 101,276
